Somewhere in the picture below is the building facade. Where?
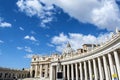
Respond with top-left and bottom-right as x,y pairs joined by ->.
30,29 -> 120,80
0,67 -> 29,80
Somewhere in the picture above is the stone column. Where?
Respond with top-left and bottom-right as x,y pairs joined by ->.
71,64 -> 74,80
75,63 -> 78,80
45,64 -> 48,78
93,59 -> 98,80
30,66 -> 33,78
103,56 -> 111,80
50,66 -> 56,80
54,66 -> 56,80
98,57 -> 104,80
114,51 -> 120,79
63,65 -> 66,79
2,73 -> 5,79
80,62 -> 83,80
40,64 -> 42,78
108,53 -> 116,80
84,61 -> 88,80
88,60 -> 93,80
35,64 -> 38,77
67,64 -> 70,80
50,65 -> 53,80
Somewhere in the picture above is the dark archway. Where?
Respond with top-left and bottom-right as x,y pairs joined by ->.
0,73 -> 2,78
42,72 -> 45,77
5,73 -> 8,78
27,72 -> 30,78
32,70 -> 35,78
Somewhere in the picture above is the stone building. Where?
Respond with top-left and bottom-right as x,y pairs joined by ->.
0,67 -> 30,80
30,29 -> 120,80
30,55 -> 51,78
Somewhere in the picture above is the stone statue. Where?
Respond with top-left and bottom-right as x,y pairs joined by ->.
57,58 -> 62,72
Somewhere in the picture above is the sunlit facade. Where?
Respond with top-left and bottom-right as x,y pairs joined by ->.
30,29 -> 120,80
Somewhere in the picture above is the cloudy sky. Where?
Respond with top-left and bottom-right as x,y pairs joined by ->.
0,0 -> 120,69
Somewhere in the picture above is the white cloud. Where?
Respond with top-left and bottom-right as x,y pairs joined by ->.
24,53 -> 44,58
17,0 -> 42,16
40,17 -> 53,28
91,0 -> 120,30
17,46 -> 33,53
51,32 -> 112,52
0,40 -> 4,44
30,36 -> 37,41
24,35 -> 37,41
0,17 -> 12,28
16,0 -> 55,28
0,22 -> 12,28
41,0 -> 120,31
52,33 -> 68,45
19,27 -> 24,31
17,46 -> 23,50
25,46 -> 33,53
24,54 -> 34,58
47,43 -> 54,47
17,0 -> 120,31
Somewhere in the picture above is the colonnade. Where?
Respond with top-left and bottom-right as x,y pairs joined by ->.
0,72 -> 28,79
50,50 -> 120,80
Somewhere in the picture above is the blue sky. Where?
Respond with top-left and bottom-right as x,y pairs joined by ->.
0,0 -> 120,69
